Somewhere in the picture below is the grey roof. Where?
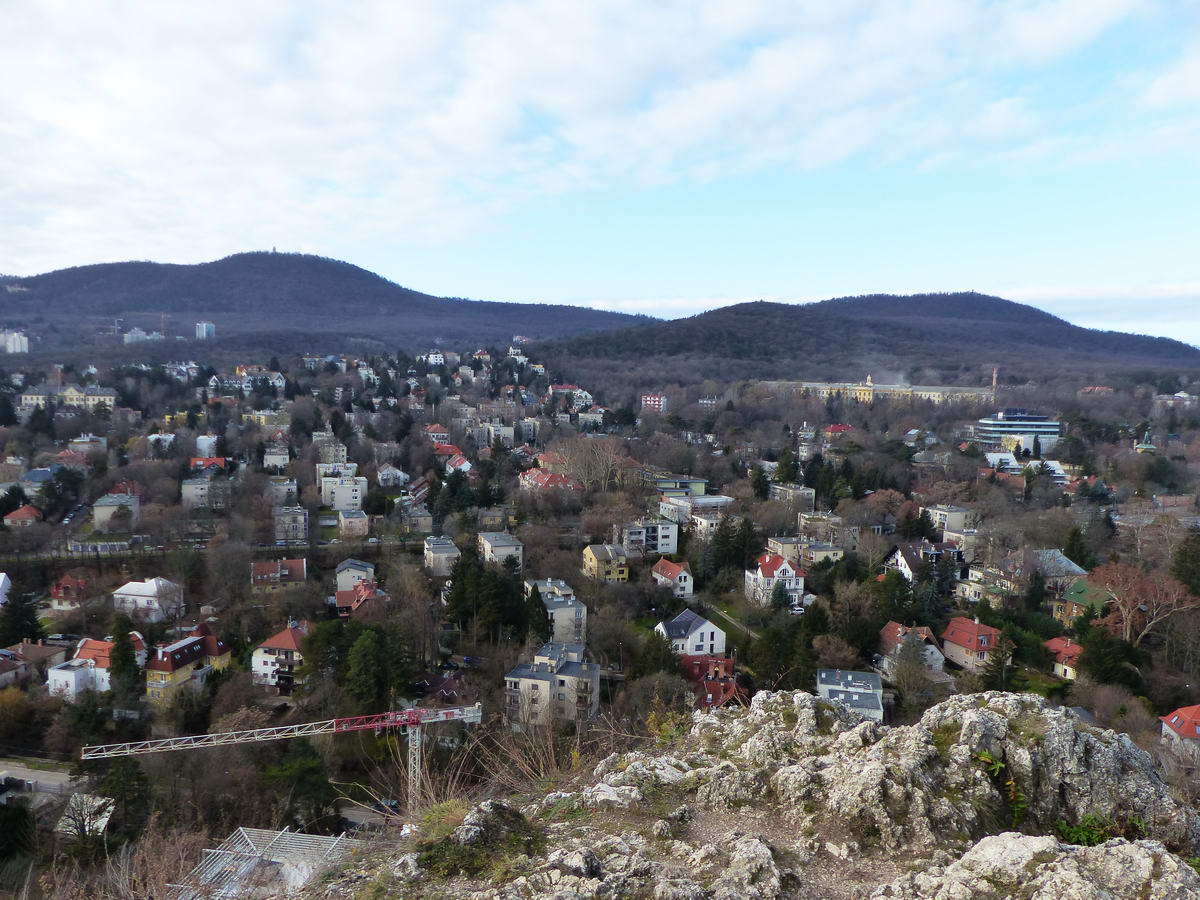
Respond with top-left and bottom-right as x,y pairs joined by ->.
660,608 -> 709,640
585,543 -> 626,561
817,669 -> 882,693
335,558 -> 373,574
1035,549 -> 1088,579
479,531 -> 522,547
826,689 -> 883,714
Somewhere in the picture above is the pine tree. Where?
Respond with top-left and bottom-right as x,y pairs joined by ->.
1170,531 -> 1200,596
1063,526 -> 1096,570
770,581 -> 791,610
108,615 -> 142,705
632,631 -> 677,679
524,585 -> 551,644
0,593 -> 43,647
776,450 -> 798,484
980,634 -> 1013,691
98,758 -> 150,836
1023,572 -> 1047,613
750,465 -> 769,500
735,516 -> 757,569
345,629 -> 388,710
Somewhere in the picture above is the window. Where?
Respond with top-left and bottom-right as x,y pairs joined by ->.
558,693 -> 565,701
558,679 -> 565,686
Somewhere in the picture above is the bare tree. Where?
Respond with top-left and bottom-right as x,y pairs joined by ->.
1093,562 -> 1200,648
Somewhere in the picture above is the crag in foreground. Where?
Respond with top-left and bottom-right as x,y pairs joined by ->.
316,690 -> 1200,899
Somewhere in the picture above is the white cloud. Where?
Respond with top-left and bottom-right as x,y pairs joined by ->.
0,0 -> 1195,275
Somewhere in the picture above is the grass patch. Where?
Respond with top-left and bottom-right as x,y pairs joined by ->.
416,807 -> 546,880
931,724 -> 961,759
419,799 -> 472,843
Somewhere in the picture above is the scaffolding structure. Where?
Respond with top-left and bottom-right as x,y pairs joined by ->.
166,827 -> 361,899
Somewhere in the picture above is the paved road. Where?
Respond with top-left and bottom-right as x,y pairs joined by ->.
0,759 -> 77,792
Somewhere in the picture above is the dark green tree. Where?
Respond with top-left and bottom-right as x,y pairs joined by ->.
0,396 -> 16,428
776,449 -> 798,484
0,593 -> 43,647
108,615 -> 142,706
750,465 -> 769,501
631,631 -> 677,679
525,585 -> 551,644
345,629 -> 389,710
1063,526 -> 1096,570
98,758 -> 150,836
770,581 -> 791,611
1170,531 -> 1200,596
1077,627 -> 1141,690
979,633 -> 1014,690
1023,572 -> 1047,614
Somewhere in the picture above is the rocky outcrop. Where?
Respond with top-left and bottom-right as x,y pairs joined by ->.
311,690 -> 1200,899
871,833 -> 1200,899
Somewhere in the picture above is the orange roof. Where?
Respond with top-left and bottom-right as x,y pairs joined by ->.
74,632 -> 145,669
1162,704 -> 1200,740
942,616 -> 1001,651
1044,636 -> 1082,668
262,620 -> 310,652
251,558 -> 307,584
880,621 -> 938,654
433,442 -> 462,456
190,457 -> 227,470
4,504 -> 42,522
652,558 -> 690,581
755,553 -> 803,579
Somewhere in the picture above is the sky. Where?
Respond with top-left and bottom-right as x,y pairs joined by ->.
2,1 -> 1199,343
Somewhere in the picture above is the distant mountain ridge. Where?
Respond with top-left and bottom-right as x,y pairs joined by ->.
541,292 -> 1200,387
3,252 -> 647,355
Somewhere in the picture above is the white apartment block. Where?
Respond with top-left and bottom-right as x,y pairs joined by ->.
524,579 -> 586,644
619,517 -> 679,556
478,532 -> 523,570
504,643 -> 599,729
424,536 -> 460,577
320,476 -> 367,511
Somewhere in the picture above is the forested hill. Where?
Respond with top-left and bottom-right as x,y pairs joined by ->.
540,292 -> 1200,388
3,252 -> 645,356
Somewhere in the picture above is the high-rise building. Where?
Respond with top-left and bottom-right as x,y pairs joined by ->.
195,321 -> 216,340
1,331 -> 29,353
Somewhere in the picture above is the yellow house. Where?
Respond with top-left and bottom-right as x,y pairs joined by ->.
144,624 -> 231,704
582,544 -> 629,583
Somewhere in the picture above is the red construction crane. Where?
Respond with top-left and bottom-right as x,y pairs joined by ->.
81,704 -> 483,806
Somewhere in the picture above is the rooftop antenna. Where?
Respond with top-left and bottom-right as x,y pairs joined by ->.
109,318 -> 124,336
991,367 -> 998,404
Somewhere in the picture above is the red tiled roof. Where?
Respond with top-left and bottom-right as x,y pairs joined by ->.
251,558 -> 307,585
652,558 -> 690,581
188,623 -> 229,659
880,621 -> 938,654
262,620 -> 310,652
824,424 -> 853,434
755,553 -> 802,579
1044,636 -> 1082,668
145,636 -> 206,673
433,442 -> 462,456
190,457 -> 227,470
109,480 -> 148,499
74,632 -> 145,669
942,616 -> 1001,651
51,572 -> 90,599
4,504 -> 42,522
1162,704 -> 1200,740
520,469 -> 582,491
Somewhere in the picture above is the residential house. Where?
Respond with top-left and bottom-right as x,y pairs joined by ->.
48,632 -> 148,700
768,483 -> 816,511
1045,636 -> 1083,680
6,639 -> 70,681
424,536 -> 460,577
504,642 -> 600,729
658,493 -> 733,524
400,501 -> 433,533
941,617 -> 1002,673
643,470 -> 706,497
263,443 -> 290,471
47,572 -> 91,612
618,517 -> 679,556
651,558 -> 693,599
478,532 -> 523,571
0,573 -> 9,606
1161,705 -> 1200,764
113,577 -> 184,623
3,504 -> 42,528
876,622 -> 946,679
1032,549 -> 1089,597
882,541 -> 965,583
335,558 -> 375,592
93,492 -> 141,531
145,624 -> 231,704
319,476 -> 367,511
1052,578 -> 1109,626
251,620 -> 309,694
332,581 -> 389,619
655,608 -> 726,656
274,506 -> 309,543
518,469 -> 583,492
377,464 -> 409,489
181,469 -> 230,511
315,462 -> 358,479
266,476 -> 298,506
640,393 -> 668,413
816,669 -> 885,723
338,509 -> 369,538
250,558 -> 307,593
677,655 -> 749,709
920,505 -> 980,536
524,579 -> 586,644
744,553 -> 806,607
581,544 -> 628,583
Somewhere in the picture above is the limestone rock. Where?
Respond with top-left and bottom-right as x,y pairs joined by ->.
871,832 -> 1200,899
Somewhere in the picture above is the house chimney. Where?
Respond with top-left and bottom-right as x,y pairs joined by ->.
974,616 -> 980,625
